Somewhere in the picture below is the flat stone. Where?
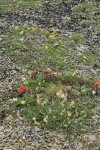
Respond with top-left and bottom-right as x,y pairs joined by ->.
0,126 -> 4,131
3,148 -> 12,150
34,126 -> 41,132
77,142 -> 83,149
4,115 -> 13,121
0,132 -> 4,139
89,135 -> 96,141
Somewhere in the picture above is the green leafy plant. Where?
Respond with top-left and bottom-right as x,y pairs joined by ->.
71,33 -> 84,44
12,71 -> 97,134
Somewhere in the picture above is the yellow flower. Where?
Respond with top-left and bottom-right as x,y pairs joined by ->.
20,100 -> 25,104
34,121 -> 40,126
83,56 -> 87,59
92,90 -> 96,95
70,101 -> 75,107
44,46 -> 48,50
62,109 -> 65,113
32,28 -> 36,31
28,27 -> 36,31
56,90 -> 66,100
60,93 -> 66,99
67,111 -> 71,117
41,100 -> 47,107
15,26 -> 19,30
71,73 -> 76,77
36,98 -> 41,105
32,117 -> 36,121
56,92 -> 60,97
61,112 -> 63,115
28,27 -> 31,30
20,31 -> 24,35
9,4 -> 12,7
81,89 -> 86,93
59,39 -> 62,44
56,90 -> 62,97
49,34 -> 55,40
12,98 -> 17,102
48,108 -> 52,113
43,100 -> 47,105
61,102 -> 64,106
43,115 -> 48,123
9,98 -> 17,102
33,117 -> 40,125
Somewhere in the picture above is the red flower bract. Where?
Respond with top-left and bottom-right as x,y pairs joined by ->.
20,85 -> 25,89
93,82 -> 100,88
18,89 -> 24,95
18,85 -> 32,95
54,72 -> 62,77
43,68 -> 53,73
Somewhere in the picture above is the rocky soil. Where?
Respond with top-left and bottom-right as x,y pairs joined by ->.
0,0 -> 100,149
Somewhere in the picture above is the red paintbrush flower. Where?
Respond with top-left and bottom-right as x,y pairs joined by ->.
18,86 -> 32,96
20,85 -> 28,90
94,82 -> 100,88
18,89 -> 24,95
43,68 -> 53,73
20,85 -> 25,89
54,72 -> 62,77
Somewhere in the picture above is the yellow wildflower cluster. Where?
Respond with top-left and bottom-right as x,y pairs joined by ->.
32,117 -> 40,126
49,34 -> 55,40
56,90 -> 67,102
41,100 -> 47,107
43,115 -> 48,123
67,111 -> 72,117
28,27 -> 36,32
36,98 -> 41,105
44,45 -> 48,50
71,73 -> 76,77
32,27 -> 36,32
20,100 -> 25,104
9,98 -> 17,102
59,39 -> 62,44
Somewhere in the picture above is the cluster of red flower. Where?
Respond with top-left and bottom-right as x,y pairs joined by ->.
93,82 -> 100,88
43,68 -> 62,77
18,85 -> 32,95
43,68 -> 53,73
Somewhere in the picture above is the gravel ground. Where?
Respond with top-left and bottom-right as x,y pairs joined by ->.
0,115 -> 100,150
0,0 -> 100,149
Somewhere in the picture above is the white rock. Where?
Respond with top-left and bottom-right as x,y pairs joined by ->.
89,134 -> 96,141
77,142 -> 83,149
0,126 -> 4,131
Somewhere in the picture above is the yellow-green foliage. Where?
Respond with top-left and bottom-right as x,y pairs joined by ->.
71,33 -> 83,44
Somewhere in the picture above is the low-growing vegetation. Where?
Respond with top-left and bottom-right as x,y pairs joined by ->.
13,71 -> 99,133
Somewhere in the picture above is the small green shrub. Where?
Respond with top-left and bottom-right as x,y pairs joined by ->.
71,33 -> 84,44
